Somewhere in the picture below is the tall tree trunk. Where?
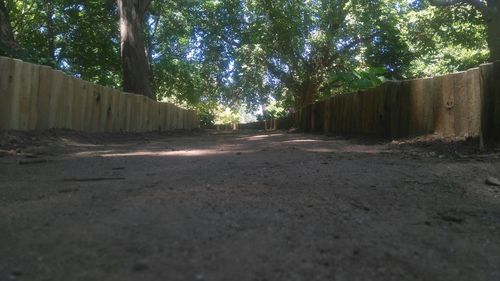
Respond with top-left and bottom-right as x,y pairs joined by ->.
486,1 -> 500,61
117,0 -> 154,99
294,80 -> 318,130
0,0 -> 18,53
295,79 -> 318,110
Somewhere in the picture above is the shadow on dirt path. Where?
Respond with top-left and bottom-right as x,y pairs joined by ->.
1,130 -> 500,281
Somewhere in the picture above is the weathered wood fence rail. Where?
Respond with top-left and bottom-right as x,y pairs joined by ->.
297,61 -> 500,139
0,57 -> 198,132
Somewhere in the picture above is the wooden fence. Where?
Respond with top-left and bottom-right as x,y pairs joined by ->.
0,57 -> 198,132
297,61 -> 500,139
238,116 -> 294,131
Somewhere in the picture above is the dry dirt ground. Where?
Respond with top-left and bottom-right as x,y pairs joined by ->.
1,129 -> 500,281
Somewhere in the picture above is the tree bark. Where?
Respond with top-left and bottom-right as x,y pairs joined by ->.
0,0 -> 18,53
296,79 -> 318,110
486,0 -> 500,61
117,0 -> 154,99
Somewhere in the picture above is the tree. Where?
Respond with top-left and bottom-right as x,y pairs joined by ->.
0,0 -> 18,54
233,0 -> 410,111
430,0 -> 500,61
117,0 -> 154,99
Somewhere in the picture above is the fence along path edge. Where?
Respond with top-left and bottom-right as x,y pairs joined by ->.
0,57 -> 198,132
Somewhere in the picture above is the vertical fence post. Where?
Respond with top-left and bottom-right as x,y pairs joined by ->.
465,68 -> 481,137
433,74 -> 455,137
111,89 -> 122,132
0,57 -> 12,130
123,93 -> 133,132
2,59 -> 24,129
422,78 -> 435,134
408,79 -> 424,136
48,70 -> 65,129
71,78 -> 86,131
493,62 -> 500,140
452,72 -> 468,137
63,74 -> 74,130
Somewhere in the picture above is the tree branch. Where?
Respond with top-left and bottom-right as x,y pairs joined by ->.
139,0 -> 152,16
317,31 -> 380,73
429,0 -> 463,6
265,59 -> 296,89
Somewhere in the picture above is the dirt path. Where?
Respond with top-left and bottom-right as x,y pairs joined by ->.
1,130 -> 500,281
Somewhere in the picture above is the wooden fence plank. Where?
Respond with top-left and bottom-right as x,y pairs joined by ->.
466,68 -> 481,137
347,94 -> 354,134
36,66 -> 52,130
109,89 -> 117,132
48,70 -> 66,129
479,64 -> 494,139
114,91 -> 125,132
140,96 -> 149,132
132,94 -> 143,132
408,79 -> 425,136
399,80 -> 411,137
165,103 -> 172,130
342,95 -> 349,133
177,108 -> 184,129
174,104 -> 180,130
110,89 -> 122,132
122,93 -> 133,132
493,61 -> 500,139
82,81 -> 97,132
422,78 -> 435,134
374,83 -> 388,137
183,109 -> 188,130
329,98 -> 337,133
172,104 -> 178,130
71,78 -> 86,131
388,81 -> 401,138
149,100 -> 159,132
193,110 -> 199,129
359,92 -> 368,134
435,74 -> 455,137
432,75 -> 444,136
24,62 -> 40,130
0,57 -> 12,129
335,96 -> 341,133
452,72 -> 468,137
323,98 -> 331,133
93,84 -> 105,132
158,103 -> 166,131
97,86 -> 109,132
9,59 -> 24,129
63,74 -> 74,130
382,82 -> 393,137
366,89 -> 375,135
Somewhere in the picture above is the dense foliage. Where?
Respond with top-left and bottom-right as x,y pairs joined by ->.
3,0 -> 121,86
